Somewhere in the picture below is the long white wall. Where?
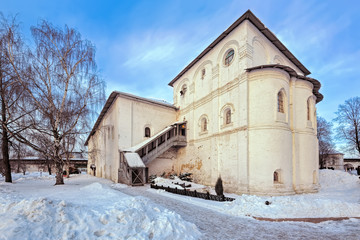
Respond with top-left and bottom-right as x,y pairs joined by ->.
87,95 -> 176,183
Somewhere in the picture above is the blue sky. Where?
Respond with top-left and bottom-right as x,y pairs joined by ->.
2,1 -> 359,127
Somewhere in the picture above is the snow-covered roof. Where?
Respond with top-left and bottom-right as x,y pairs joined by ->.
124,153 -> 145,168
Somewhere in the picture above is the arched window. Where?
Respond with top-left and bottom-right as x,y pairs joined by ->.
225,109 -> 231,124
201,118 -> 207,132
274,172 -> 279,182
201,68 -> 206,79
220,104 -> 234,128
277,91 -> 284,113
224,49 -> 235,66
144,127 -> 151,137
307,98 -> 311,121
273,169 -> 281,183
180,84 -> 187,96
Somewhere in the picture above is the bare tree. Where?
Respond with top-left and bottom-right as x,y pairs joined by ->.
11,140 -> 33,174
0,14 -> 31,182
30,133 -> 54,175
6,20 -> 104,185
317,116 -> 335,168
62,133 -> 76,177
334,97 -> 360,157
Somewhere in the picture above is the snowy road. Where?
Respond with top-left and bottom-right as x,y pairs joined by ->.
117,186 -> 360,240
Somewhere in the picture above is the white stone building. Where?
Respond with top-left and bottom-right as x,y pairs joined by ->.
320,153 -> 345,170
85,10 -> 323,195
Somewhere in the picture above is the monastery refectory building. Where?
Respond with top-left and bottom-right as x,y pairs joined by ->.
85,10 -> 323,195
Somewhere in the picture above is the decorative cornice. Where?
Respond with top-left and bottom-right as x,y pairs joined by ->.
189,126 -> 248,143
180,77 -> 241,115
239,43 -> 253,60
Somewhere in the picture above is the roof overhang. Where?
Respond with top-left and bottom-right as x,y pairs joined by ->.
168,9 -> 311,87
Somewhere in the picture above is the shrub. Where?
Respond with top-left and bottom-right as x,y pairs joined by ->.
215,176 -> 224,196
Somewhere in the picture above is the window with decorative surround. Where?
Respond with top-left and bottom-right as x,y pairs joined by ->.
199,115 -> 209,135
180,84 -> 187,96
224,49 -> 235,66
220,104 -> 234,129
225,109 -> 232,125
201,118 -> 207,132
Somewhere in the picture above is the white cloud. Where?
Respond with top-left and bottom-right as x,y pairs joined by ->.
122,30 -> 182,68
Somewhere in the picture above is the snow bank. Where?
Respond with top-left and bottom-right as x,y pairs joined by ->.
0,176 -> 201,240
0,196 -> 200,240
0,172 -> 54,182
223,194 -> 359,218
223,170 -> 360,218
151,170 -> 360,219
319,169 -> 359,190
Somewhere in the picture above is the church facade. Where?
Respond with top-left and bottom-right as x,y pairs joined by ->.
85,10 -> 323,195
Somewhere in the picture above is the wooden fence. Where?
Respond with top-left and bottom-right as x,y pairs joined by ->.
150,184 -> 235,202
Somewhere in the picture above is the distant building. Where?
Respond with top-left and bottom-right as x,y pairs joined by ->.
320,153 -> 344,170
4,153 -> 87,174
343,158 -> 360,171
86,10 -> 323,195
320,154 -> 360,172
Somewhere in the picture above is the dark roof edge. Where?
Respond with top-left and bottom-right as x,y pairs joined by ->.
246,64 -> 323,103
115,91 -> 176,109
84,91 -> 176,146
168,9 -> 310,87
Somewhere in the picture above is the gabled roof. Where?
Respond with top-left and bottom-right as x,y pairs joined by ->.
84,91 -> 176,146
168,9 -> 311,87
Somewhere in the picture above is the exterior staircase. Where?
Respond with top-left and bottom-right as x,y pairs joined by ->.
135,122 -> 187,165
119,122 -> 187,186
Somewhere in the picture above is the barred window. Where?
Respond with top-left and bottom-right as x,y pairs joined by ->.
278,91 -> 284,113
201,118 -> 207,132
225,109 -> 231,124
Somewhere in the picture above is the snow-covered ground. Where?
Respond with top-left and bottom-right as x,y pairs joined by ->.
151,170 -> 360,218
0,170 -> 359,240
0,172 -> 200,240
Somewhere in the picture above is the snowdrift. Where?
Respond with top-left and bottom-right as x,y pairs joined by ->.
0,178 -> 200,240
